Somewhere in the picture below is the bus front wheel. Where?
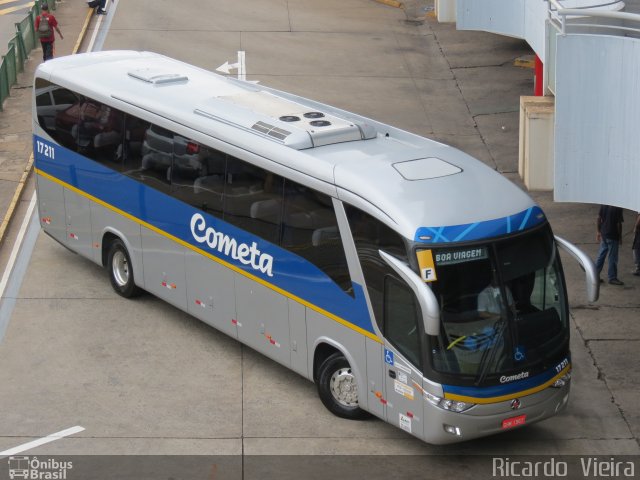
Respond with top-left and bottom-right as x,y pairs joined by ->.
107,239 -> 142,298
317,352 -> 370,420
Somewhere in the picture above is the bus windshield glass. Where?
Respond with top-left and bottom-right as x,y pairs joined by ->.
419,224 -> 568,386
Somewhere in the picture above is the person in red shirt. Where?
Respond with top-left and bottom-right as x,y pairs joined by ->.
35,4 -> 63,62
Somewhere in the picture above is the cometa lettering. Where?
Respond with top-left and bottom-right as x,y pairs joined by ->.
500,371 -> 529,383
190,213 -> 274,277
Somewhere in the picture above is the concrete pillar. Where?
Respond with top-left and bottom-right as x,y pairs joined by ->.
518,96 -> 555,191
436,0 -> 456,22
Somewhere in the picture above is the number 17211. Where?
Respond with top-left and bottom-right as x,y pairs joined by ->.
36,140 -> 55,159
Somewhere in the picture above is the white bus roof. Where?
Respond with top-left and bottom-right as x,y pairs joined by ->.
35,50 -> 537,241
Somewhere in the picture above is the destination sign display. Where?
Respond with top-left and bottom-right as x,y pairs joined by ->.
433,247 -> 488,266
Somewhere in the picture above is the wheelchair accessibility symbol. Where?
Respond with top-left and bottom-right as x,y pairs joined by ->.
514,346 -> 526,362
384,349 -> 394,366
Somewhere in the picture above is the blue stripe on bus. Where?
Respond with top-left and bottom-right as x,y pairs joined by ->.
34,135 -> 376,335
441,364 -> 564,399
414,206 -> 545,243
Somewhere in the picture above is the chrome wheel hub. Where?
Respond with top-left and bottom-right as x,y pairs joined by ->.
330,367 -> 358,407
112,250 -> 129,287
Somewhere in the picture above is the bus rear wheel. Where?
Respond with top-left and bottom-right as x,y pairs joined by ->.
317,352 -> 370,420
107,239 -> 142,298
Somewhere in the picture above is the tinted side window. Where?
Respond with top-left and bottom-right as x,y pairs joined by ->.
282,182 -> 351,293
78,101 -> 125,168
52,88 -> 79,106
385,276 -> 422,368
121,115 -> 150,174
34,78 -> 84,148
345,205 -> 408,328
174,141 -> 225,217
36,91 -> 52,106
223,157 -> 284,244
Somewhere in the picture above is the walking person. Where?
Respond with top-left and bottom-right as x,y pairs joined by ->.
595,205 -> 624,285
35,4 -> 63,62
632,212 -> 640,276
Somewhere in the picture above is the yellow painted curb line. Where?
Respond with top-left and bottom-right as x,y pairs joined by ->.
0,154 -> 34,246
72,8 -> 94,55
515,58 -> 535,69
374,0 -> 403,9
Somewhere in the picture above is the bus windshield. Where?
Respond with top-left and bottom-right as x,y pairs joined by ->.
419,224 -> 568,386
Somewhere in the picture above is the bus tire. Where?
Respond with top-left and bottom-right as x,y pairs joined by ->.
317,352 -> 370,420
107,239 -> 142,298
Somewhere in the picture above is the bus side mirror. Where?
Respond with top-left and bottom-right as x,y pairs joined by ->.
379,250 -> 441,336
554,235 -> 599,303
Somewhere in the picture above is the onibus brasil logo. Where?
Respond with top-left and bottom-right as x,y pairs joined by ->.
7,456 -> 72,479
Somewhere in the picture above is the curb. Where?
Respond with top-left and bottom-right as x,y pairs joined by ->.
73,8 -> 95,55
374,0 -> 403,9
0,154 -> 34,246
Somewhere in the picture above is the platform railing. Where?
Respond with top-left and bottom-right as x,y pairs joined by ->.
548,0 -> 640,35
0,1 -> 57,111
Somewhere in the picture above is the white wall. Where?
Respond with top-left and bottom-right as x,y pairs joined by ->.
554,34 -> 640,211
456,0 -> 547,60
456,0 -> 625,64
456,0 -> 525,40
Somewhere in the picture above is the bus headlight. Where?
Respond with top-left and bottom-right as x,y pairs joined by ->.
551,372 -> 571,388
425,392 -> 475,412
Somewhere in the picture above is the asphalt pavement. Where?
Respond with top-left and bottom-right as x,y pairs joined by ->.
0,0 -> 638,466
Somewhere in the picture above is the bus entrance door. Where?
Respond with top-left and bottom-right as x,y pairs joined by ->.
383,347 -> 424,440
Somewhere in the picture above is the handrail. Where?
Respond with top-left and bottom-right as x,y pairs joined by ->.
548,0 -> 640,35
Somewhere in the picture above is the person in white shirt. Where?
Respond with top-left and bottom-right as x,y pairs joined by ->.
477,280 -> 514,318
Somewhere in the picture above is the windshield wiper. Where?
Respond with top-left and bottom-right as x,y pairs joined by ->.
474,317 -> 507,386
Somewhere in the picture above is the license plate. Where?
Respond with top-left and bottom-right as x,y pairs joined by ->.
502,414 -> 526,430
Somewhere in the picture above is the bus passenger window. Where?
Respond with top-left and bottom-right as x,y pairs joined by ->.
78,102 -> 125,167
121,115 -> 150,174
35,78 -> 81,146
176,143 -> 225,217
122,120 -> 174,193
282,182 -> 351,293
223,157 -> 284,244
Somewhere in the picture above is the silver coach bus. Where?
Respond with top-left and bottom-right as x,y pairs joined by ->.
32,51 -> 598,444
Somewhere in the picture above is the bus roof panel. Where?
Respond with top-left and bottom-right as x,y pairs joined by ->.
35,50 -> 539,241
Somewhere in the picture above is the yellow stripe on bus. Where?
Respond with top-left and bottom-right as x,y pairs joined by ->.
35,167 -> 382,343
443,365 -> 572,404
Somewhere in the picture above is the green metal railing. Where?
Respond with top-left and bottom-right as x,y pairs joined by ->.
0,45 -> 14,109
0,1 -> 57,111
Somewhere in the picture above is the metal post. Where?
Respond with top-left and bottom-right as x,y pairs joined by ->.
238,51 -> 246,82
14,25 -> 28,70
534,55 -> 544,96
0,58 -> 7,111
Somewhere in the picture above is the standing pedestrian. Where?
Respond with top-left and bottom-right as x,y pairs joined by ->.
595,204 -> 624,285
87,0 -> 108,14
632,212 -> 640,276
35,3 -> 63,62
